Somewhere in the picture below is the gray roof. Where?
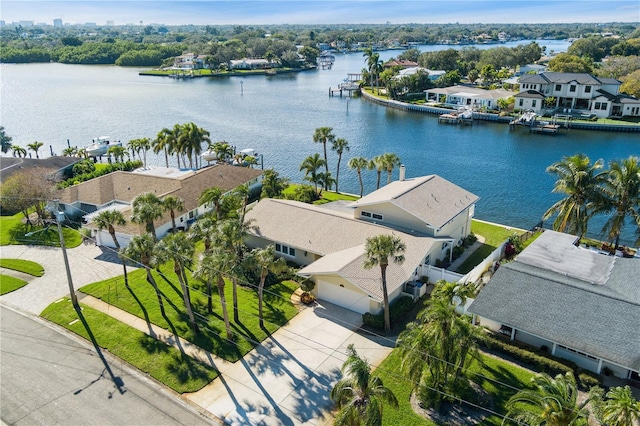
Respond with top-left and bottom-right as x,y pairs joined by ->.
519,72 -> 613,85
0,156 -> 80,184
515,90 -> 546,99
350,175 -> 479,229
469,230 -> 640,371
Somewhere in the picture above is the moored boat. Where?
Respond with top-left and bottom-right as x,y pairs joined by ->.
85,136 -> 120,157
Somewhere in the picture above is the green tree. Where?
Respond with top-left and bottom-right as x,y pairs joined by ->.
331,138 -> 350,194
131,192 -> 164,239
212,141 -> 234,163
261,169 -> 289,199
188,215 -> 218,253
620,69 -> 640,98
348,156 -> 369,197
124,233 -> 165,314
153,127 -> 174,168
503,372 -> 592,426
595,385 -> 640,426
370,155 -> 385,190
330,344 -> 398,426
11,145 -> 27,158
202,249 -> 234,340
27,141 -> 44,159
382,153 -> 401,185
300,153 -> 327,195
128,137 -> 151,167
249,245 -> 288,329
1,126 -> 13,154
154,232 -> 200,333
162,195 -> 185,233
312,127 -> 335,187
542,154 -> 605,240
178,122 -> 210,169
200,187 -> 223,220
363,234 -> 405,333
107,145 -> 128,164
597,156 -> 640,250
547,53 -> 594,74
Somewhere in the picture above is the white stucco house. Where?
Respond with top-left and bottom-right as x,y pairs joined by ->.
244,169 -> 479,315
468,230 -> 640,381
425,85 -> 514,110
57,164 -> 263,248
173,53 -> 206,70
229,59 -> 278,70
515,72 -> 640,118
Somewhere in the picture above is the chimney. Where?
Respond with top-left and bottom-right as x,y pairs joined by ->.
399,164 -> 406,181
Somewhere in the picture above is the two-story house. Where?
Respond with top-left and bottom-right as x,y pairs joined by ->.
515,72 -> 640,118
173,53 -> 206,70
244,168 -> 479,314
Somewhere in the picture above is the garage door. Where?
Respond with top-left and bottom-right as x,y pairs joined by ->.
317,281 -> 370,314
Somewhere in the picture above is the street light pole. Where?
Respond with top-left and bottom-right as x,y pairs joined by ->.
53,199 -> 78,308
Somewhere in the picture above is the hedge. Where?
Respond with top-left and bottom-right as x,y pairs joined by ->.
362,296 -> 414,330
57,160 -> 143,188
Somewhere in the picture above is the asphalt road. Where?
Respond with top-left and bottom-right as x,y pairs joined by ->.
0,304 -> 220,426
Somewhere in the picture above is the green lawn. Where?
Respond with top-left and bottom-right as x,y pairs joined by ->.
375,349 -> 535,425
80,268 -> 300,362
41,300 -> 218,393
283,184 -> 360,205
454,220 -> 524,274
0,212 -> 82,248
0,258 -> 45,276
0,274 -> 28,295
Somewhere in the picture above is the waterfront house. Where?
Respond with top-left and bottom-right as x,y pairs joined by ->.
396,67 -> 446,81
173,53 -> 206,70
516,63 -> 547,76
515,72 -> 640,118
425,85 -> 514,110
57,164 -> 263,248
384,59 -> 419,69
468,230 -> 640,382
244,169 -> 479,314
229,59 -> 277,70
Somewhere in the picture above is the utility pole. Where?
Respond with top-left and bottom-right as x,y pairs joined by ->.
53,199 -> 78,308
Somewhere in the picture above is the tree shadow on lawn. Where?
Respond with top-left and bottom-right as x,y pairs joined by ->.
8,223 -> 59,246
155,268 -> 184,299
167,352 -> 216,384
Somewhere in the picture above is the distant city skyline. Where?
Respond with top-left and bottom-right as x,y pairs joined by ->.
2,1 -> 639,26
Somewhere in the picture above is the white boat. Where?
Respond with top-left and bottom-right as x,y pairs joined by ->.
201,149 -> 218,162
85,136 -> 119,157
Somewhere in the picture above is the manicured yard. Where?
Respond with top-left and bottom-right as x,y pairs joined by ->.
80,267 -> 300,362
41,299 -> 218,393
374,349 -> 535,425
454,220 -> 524,274
0,212 -> 82,248
283,184 -> 360,205
0,259 -> 45,276
0,274 -> 28,295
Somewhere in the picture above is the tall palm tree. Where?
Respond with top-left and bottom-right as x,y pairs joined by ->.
597,385 -> 640,426
363,234 -> 405,333
331,138 -> 350,194
162,195 -> 185,233
597,156 -> 640,250
107,145 -> 128,164
128,137 -> 151,167
370,155 -> 386,190
300,153 -> 327,195
330,343 -> 398,426
11,145 -> 27,158
93,209 -> 129,286
154,232 -> 200,333
200,187 -> 224,220
233,184 -> 250,224
312,127 -> 335,187
124,233 -> 164,314
27,141 -> 44,159
261,169 -> 289,199
178,122 -> 210,169
212,141 -> 233,163
249,245 -> 288,328
0,126 -> 12,154
363,47 -> 374,89
188,215 -> 217,253
542,154 -> 604,240
153,127 -> 175,168
503,372 -> 592,426
348,156 -> 370,197
382,153 -> 401,184
200,249 -> 234,340
62,147 -> 78,157
131,192 -> 164,239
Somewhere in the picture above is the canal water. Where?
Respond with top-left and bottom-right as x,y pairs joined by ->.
1,40 -> 638,244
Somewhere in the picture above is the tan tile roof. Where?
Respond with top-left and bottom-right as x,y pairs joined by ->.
351,175 -> 479,229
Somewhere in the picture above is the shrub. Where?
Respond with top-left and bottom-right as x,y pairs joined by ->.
452,245 -> 465,260
58,160 -> 143,188
362,296 -> 414,330
577,371 -> 602,390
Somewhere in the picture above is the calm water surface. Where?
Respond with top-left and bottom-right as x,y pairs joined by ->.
1,40 -> 638,244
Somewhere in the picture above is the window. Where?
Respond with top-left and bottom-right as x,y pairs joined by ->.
519,99 -> 524,107
600,102 -> 608,110
584,86 -> 591,93
275,243 -> 281,252
569,85 -> 576,93
595,102 -> 601,110
424,255 -> 431,265
360,211 -> 372,218
188,211 -> 194,219
275,243 -> 296,257
557,345 -> 598,360
361,211 -> 383,221
372,213 -> 383,220
555,84 -> 561,91
532,100 -> 537,108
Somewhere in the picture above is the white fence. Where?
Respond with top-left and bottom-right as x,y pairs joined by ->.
459,241 -> 508,285
421,264 -> 464,283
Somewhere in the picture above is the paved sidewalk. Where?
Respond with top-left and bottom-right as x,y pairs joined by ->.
0,243 -> 131,314
448,234 -> 486,272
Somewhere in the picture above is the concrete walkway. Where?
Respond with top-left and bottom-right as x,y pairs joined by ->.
448,234 -> 486,272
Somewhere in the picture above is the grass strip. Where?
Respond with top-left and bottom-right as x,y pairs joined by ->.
0,212 -> 82,248
455,220 -> 524,274
41,299 -> 218,393
0,258 -> 45,276
0,274 -> 28,295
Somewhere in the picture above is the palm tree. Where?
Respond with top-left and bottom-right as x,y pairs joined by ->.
363,47 -> 374,89
178,122 -> 210,169
212,141 -> 233,163
363,234 -> 405,333
503,372 -> 592,426
0,126 -> 12,154
330,343 -> 398,426
93,209 -> 129,286
107,145 -> 128,164
596,385 -> 640,426
128,137 -> 151,167
153,127 -> 175,168
261,169 -> 289,199
11,145 -> 27,158
188,215 -> 217,253
124,233 -> 164,314
162,195 -> 185,233
233,184 -> 250,224
62,146 -> 78,157
200,249 -> 234,340
249,245 -> 288,328
348,156 -> 370,197
331,138 -> 350,193
154,232 -> 200,333
370,155 -> 385,190
382,153 -> 401,184
597,156 -> 640,250
300,153 -> 327,196
200,187 -> 224,220
542,154 -> 604,240
27,141 -> 43,159
312,127 -> 335,187
131,192 -> 164,239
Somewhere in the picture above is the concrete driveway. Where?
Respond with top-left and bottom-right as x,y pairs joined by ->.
187,301 -> 394,426
0,243 -> 130,314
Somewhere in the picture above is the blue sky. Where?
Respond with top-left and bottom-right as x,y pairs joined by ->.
2,1 -> 639,26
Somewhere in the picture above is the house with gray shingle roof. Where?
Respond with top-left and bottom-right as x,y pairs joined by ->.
245,171 -> 478,315
468,230 -> 640,380
57,164 -> 262,248
515,72 -> 640,118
